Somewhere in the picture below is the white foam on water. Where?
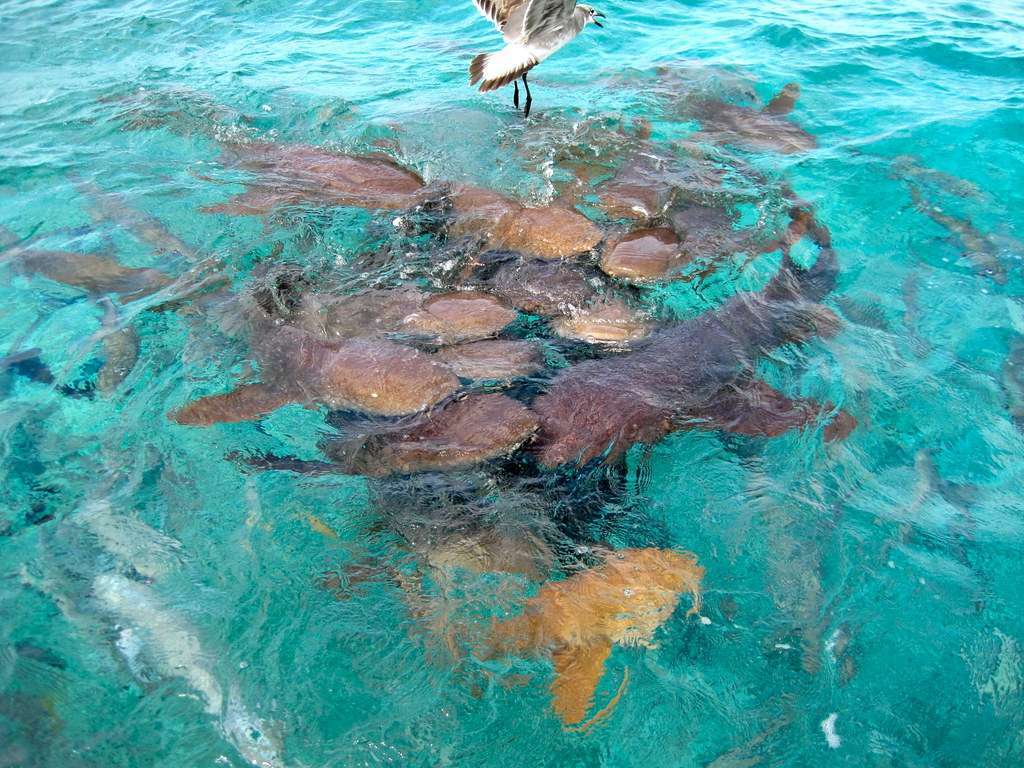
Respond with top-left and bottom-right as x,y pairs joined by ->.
820,712 -> 841,749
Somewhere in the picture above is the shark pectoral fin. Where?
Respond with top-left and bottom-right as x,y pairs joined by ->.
550,640 -> 613,726
691,380 -> 826,438
170,382 -> 296,425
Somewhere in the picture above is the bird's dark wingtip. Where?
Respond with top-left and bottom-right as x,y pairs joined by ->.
469,53 -> 487,86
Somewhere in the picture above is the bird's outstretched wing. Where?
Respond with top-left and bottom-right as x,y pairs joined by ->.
471,0 -> 525,32
523,0 -> 577,41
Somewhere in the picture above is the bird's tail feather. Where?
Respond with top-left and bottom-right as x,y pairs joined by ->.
470,46 -> 539,92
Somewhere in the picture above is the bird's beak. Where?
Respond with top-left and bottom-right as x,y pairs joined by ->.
593,11 -> 606,27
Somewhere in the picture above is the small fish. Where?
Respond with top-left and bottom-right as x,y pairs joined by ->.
900,449 -> 985,610
144,258 -> 232,314
833,294 -> 892,333
0,692 -> 63,766
95,298 -> 140,393
230,451 -> 340,476
970,629 -> 1023,714
901,271 -> 932,357
0,310 -> 59,391
705,709 -> 792,768
827,624 -> 858,687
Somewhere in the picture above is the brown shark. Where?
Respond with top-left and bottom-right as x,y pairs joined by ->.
685,83 -> 817,155
458,252 -> 651,345
238,393 -> 541,478
96,298 -> 140,393
323,393 -> 539,477
448,185 -> 523,239
435,339 -> 544,381
449,185 -> 604,260
400,291 -> 517,344
172,326 -> 459,425
592,150 -> 763,282
551,296 -> 653,345
533,223 -> 850,467
600,227 -> 689,281
204,143 -> 427,215
597,151 -> 682,221
294,287 -> 516,346
464,252 -> 600,317
488,205 -> 604,261
0,227 -> 173,300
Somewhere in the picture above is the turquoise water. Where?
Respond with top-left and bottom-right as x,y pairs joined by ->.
2,0 -> 1024,765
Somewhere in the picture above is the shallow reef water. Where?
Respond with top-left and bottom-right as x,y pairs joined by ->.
1,0 -> 1024,766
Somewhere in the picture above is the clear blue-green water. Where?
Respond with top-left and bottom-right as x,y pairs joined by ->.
2,0 -> 1024,765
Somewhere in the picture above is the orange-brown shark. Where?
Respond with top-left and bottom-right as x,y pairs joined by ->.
482,547 -> 704,728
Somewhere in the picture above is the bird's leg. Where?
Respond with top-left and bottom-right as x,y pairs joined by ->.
522,73 -> 532,119
513,80 -> 520,110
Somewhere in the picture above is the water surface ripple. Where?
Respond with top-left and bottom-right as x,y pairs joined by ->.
1,0 -> 1023,766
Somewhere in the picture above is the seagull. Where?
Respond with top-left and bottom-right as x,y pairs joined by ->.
469,1 -> 605,118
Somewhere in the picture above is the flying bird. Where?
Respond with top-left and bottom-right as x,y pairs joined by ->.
469,0 -> 605,118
